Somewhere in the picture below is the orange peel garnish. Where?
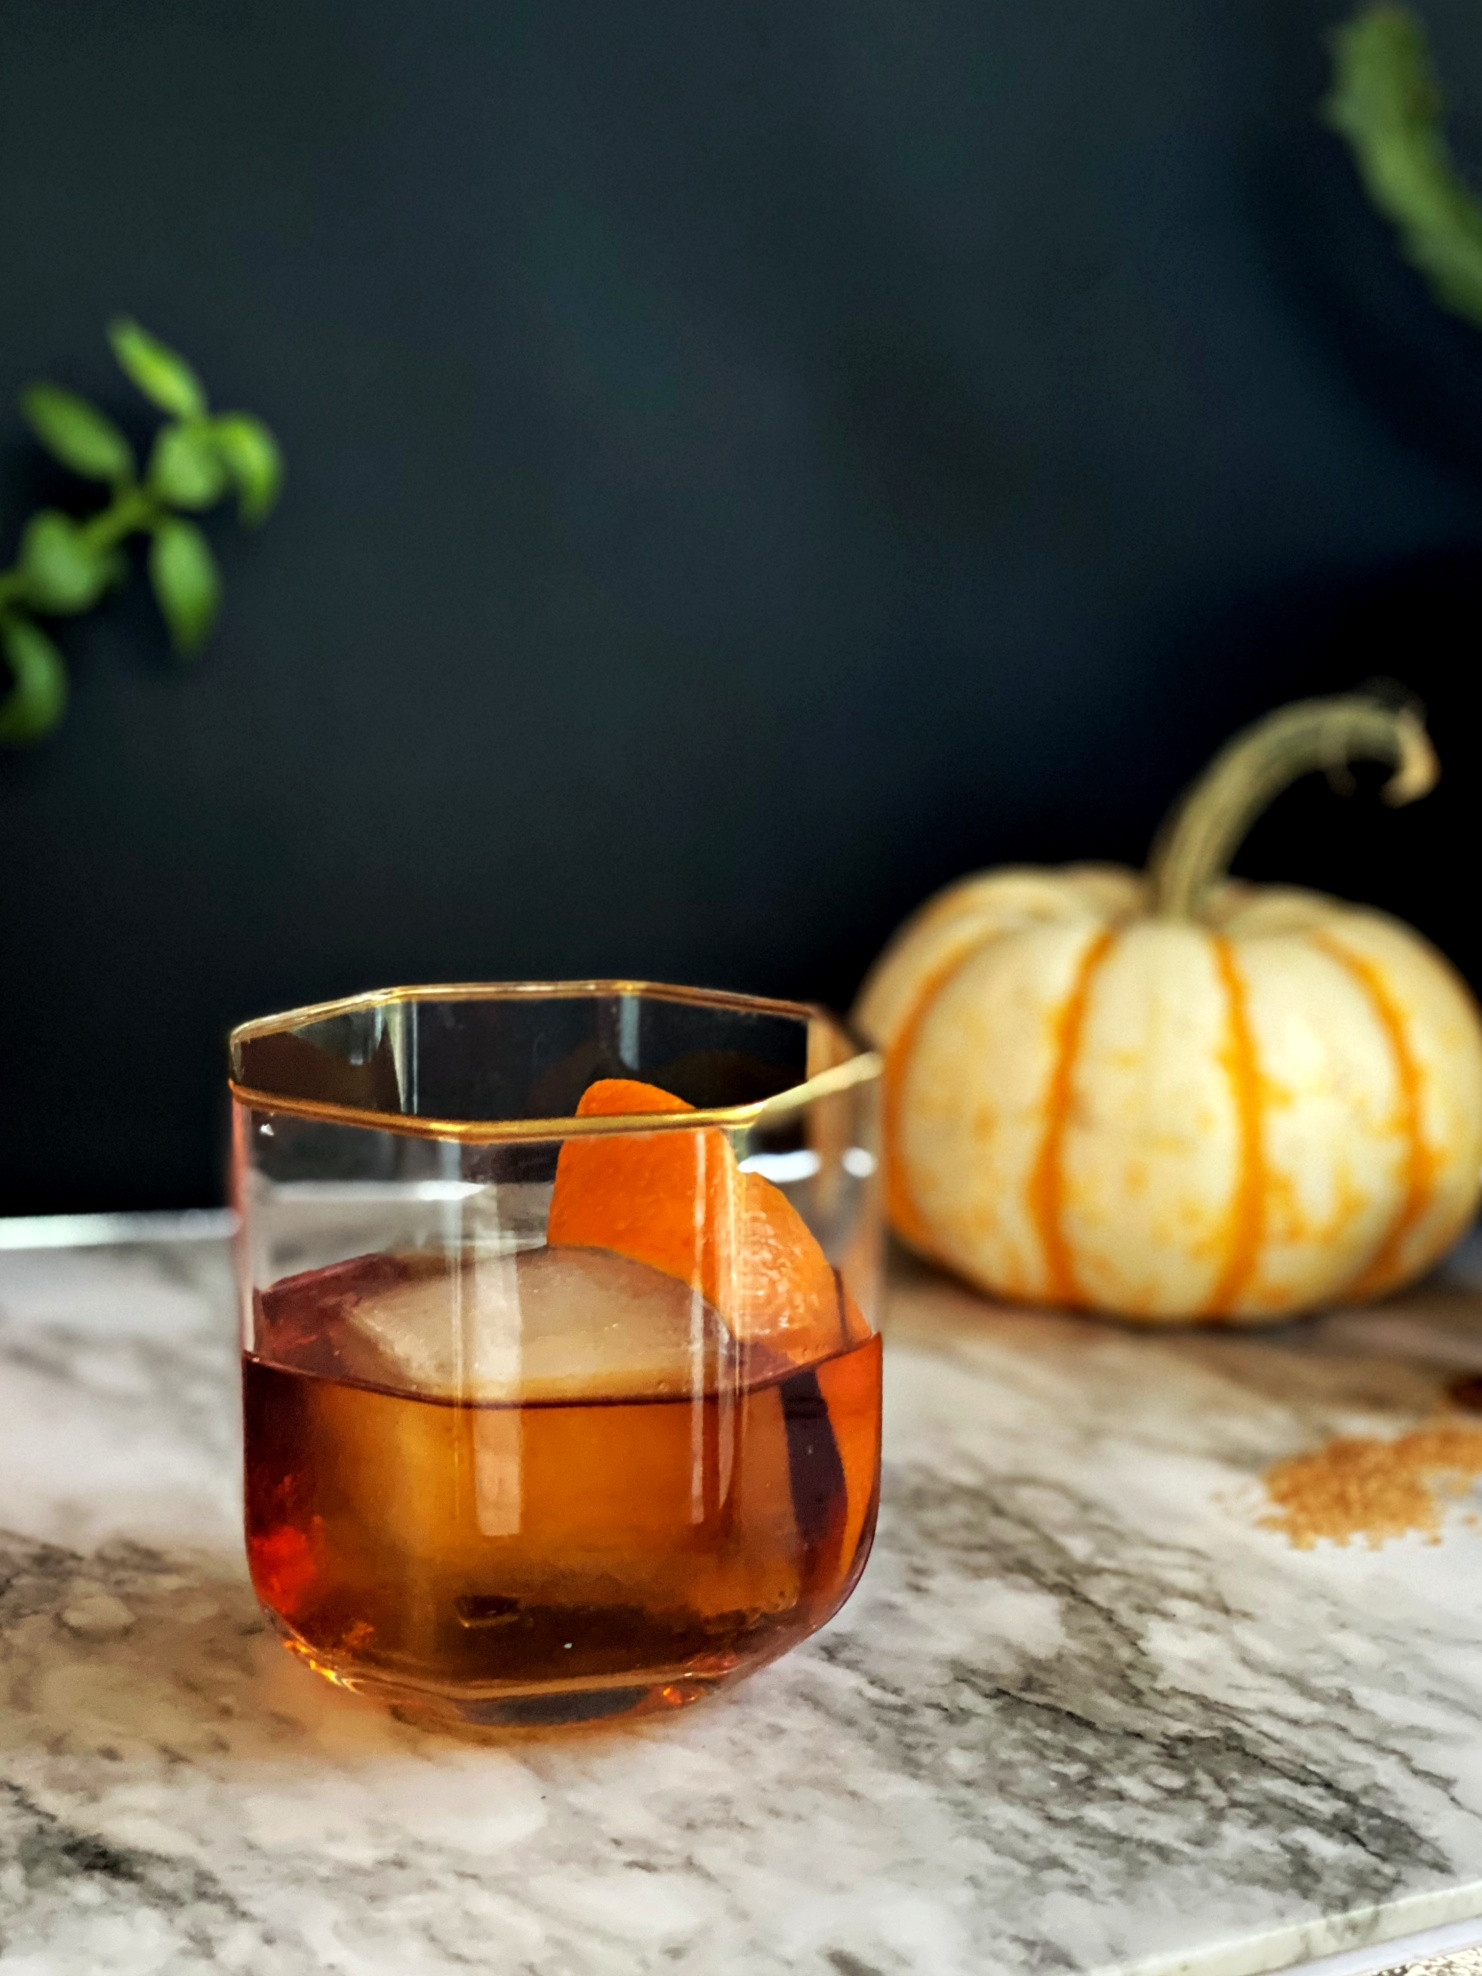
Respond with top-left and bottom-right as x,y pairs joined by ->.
547,1077 -> 861,1363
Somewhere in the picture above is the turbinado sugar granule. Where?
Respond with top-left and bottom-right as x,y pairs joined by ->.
1261,1423 -> 1482,1548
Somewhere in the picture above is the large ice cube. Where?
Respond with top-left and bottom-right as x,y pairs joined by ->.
334,1245 -> 733,1403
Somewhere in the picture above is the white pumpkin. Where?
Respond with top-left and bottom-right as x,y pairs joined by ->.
855,694 -> 1482,1322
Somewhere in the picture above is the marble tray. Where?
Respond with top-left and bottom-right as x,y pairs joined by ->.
4,1221 -> 1482,1975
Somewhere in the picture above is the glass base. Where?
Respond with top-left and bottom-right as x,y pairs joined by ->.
274,1625 -> 730,1733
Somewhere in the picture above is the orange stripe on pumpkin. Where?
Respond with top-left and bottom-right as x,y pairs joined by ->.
1027,929 -> 1115,1306
1315,935 -> 1435,1299
1205,937 -> 1266,1317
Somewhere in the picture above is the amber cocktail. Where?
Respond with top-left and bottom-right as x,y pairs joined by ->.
231,984 -> 882,1729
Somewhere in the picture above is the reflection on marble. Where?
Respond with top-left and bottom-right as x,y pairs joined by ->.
6,1229 -> 1482,1973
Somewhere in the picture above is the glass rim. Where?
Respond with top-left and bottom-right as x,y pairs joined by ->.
228,977 -> 881,1146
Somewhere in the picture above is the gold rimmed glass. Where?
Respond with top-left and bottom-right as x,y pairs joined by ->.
230,981 -> 883,1731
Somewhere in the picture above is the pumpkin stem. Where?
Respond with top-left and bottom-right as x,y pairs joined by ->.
1148,691 -> 1438,920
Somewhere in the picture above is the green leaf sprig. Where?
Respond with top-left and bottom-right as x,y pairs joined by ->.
0,320 -> 281,745
1326,5 -> 1482,329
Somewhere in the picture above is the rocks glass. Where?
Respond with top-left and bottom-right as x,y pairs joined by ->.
229,982 -> 882,1730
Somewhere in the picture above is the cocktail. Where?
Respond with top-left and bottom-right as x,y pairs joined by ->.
230,983 -> 882,1729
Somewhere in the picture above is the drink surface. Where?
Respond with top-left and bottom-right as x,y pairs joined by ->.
243,1245 -> 881,1710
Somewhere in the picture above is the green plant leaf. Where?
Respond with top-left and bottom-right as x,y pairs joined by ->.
18,511 -> 110,615
108,317 -> 207,419
0,616 -> 69,744
20,384 -> 134,483
149,424 -> 226,509
0,317 -> 278,739
211,413 -> 283,522
1327,4 -> 1482,327
149,518 -> 219,652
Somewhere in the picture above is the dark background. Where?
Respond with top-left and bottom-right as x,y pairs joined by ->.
4,0 -> 1482,1212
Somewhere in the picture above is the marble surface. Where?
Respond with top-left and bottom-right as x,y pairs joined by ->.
6,1228 -> 1482,1973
